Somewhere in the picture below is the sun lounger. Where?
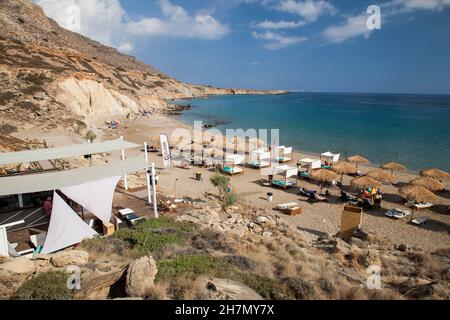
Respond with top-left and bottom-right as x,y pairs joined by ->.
222,165 -> 244,175
385,208 -> 411,219
30,232 -> 47,254
277,202 -> 299,210
308,192 -> 328,203
413,203 -> 434,210
411,217 -> 428,225
338,191 -> 358,202
272,179 -> 295,188
298,187 -> 316,197
298,171 -> 310,179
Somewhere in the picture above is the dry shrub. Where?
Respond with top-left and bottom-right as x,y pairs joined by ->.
191,229 -> 235,253
167,278 -> 194,300
281,277 -> 316,300
433,247 -> 450,259
223,255 -> 257,271
145,284 -> 169,300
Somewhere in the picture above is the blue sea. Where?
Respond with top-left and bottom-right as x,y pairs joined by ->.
171,93 -> 450,172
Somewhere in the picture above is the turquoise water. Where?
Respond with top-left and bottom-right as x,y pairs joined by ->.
172,93 -> 450,172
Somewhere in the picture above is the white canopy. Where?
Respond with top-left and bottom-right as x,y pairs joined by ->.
276,146 -> 293,155
0,138 -> 139,166
61,176 -> 121,224
299,158 -> 321,170
321,151 -> 340,163
274,165 -> 298,177
41,192 -> 97,254
224,154 -> 245,165
0,156 -> 148,196
250,150 -> 271,161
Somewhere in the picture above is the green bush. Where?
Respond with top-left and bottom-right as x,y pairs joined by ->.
157,255 -> 229,281
224,191 -> 238,207
84,130 -> 97,142
115,217 -> 194,255
210,173 -> 229,197
13,271 -> 73,300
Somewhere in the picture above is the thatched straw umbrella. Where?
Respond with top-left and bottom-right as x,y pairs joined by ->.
310,169 -> 337,192
332,161 -> 357,183
381,161 -> 406,175
420,168 -> 450,180
410,177 -> 445,193
347,155 -> 369,169
399,185 -> 437,220
350,176 -> 381,190
367,169 -> 395,183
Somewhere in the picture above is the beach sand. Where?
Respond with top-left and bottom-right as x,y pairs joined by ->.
18,114 -> 450,252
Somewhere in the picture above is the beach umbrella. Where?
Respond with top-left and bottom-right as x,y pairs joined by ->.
332,162 -> 357,183
367,169 -> 395,183
420,168 -> 450,180
310,169 -> 337,192
350,176 -> 381,190
381,161 -> 406,174
347,155 -> 369,169
410,177 -> 445,193
399,185 -> 437,220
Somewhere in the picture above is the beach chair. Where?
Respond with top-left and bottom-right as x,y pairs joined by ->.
411,217 -> 428,225
298,187 -> 316,197
338,191 -> 358,203
308,192 -> 328,203
385,208 -> 411,219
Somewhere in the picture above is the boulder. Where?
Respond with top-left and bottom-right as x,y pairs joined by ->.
50,250 -> 89,268
74,269 -> 126,300
0,256 -> 36,275
125,256 -> 158,297
206,278 -> 263,300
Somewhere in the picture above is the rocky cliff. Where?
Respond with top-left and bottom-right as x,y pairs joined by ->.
0,0 -> 286,134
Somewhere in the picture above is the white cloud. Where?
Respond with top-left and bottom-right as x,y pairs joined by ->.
277,0 -> 336,22
252,30 -> 307,49
118,42 -> 134,53
322,13 -> 371,43
35,0 -> 125,47
34,0 -> 229,53
322,0 -> 450,44
126,0 -> 229,40
254,19 -> 306,29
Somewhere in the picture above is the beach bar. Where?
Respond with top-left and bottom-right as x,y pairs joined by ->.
0,139 -> 157,257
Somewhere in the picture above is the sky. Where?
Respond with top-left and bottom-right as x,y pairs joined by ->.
35,0 -> 450,94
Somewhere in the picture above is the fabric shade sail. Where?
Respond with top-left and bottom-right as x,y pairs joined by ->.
61,176 -> 121,224
0,138 -> 139,166
0,156 -> 148,197
41,193 -> 97,254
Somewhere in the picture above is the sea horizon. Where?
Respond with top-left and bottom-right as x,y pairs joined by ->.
172,92 -> 450,172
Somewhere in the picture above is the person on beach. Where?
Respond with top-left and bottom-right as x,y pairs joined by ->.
43,196 -> 52,216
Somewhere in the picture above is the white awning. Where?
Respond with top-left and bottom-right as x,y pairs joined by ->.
41,192 -> 97,254
61,176 -> 121,224
0,138 -> 139,166
0,156 -> 148,196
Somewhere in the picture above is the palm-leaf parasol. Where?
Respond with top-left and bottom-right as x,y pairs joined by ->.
310,169 -> 337,192
332,161 -> 357,182
381,161 -> 406,174
410,177 -> 445,193
347,155 -> 369,169
350,176 -> 381,190
420,168 -> 450,180
399,185 -> 437,220
367,169 -> 395,183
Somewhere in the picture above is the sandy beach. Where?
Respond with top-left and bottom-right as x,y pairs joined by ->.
85,114 -> 450,253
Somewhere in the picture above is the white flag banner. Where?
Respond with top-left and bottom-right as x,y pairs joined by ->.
60,176 -> 121,224
160,133 -> 171,168
42,192 -> 97,254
